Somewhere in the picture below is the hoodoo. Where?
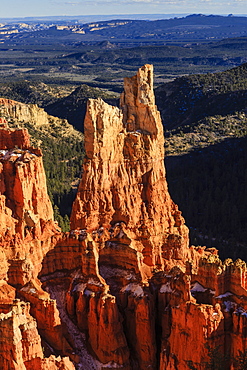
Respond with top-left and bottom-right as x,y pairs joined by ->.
1,65 -> 247,369
0,125 -> 75,370
70,64 -> 190,279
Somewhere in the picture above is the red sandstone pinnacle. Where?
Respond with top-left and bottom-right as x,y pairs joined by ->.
0,126 -> 55,243
0,125 -> 72,369
67,64 -> 192,368
70,64 -> 190,278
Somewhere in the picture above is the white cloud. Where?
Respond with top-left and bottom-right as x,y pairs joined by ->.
64,1 -> 80,4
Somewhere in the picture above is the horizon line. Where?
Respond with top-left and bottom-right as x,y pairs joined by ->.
1,12 -> 247,21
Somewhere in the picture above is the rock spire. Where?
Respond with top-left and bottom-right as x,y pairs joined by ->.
71,64 -> 189,277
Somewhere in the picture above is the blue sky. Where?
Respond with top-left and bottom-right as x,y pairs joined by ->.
1,0 -> 247,18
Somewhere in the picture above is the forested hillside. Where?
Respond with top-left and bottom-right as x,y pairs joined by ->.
166,136 -> 247,260
156,62 -> 247,129
158,62 -> 247,259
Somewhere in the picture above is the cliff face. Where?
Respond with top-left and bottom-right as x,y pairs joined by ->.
0,98 -> 50,126
1,65 -> 247,370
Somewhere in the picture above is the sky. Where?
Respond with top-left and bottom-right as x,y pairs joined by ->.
1,0 -> 247,19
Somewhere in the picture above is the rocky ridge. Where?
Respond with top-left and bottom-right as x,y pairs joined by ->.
0,65 -> 247,369
0,98 -> 51,126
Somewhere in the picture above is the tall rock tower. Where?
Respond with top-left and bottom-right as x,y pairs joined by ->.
70,64 -> 190,278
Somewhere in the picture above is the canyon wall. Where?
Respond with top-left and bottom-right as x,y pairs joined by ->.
0,65 -> 247,369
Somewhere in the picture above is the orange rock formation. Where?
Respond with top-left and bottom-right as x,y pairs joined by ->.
1,65 -> 247,370
71,64 -> 190,279
0,299 -> 74,370
0,125 -> 75,369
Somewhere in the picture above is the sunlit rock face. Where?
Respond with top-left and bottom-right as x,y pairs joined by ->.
70,64 -> 190,280
0,125 -> 74,370
0,125 -> 58,271
68,65 -> 192,368
0,98 -> 51,126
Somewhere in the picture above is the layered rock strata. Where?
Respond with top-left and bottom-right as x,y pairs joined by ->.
0,125 -> 75,369
0,98 -> 50,126
0,127 -> 54,235
0,126 -> 60,281
1,66 -> 247,370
